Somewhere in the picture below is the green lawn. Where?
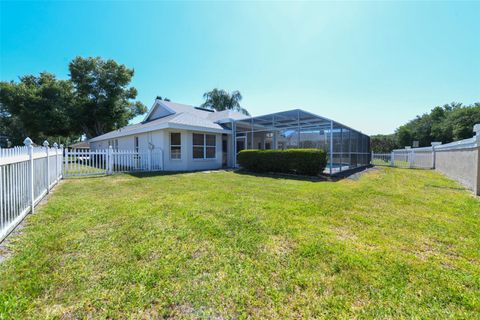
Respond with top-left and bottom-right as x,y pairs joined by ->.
1,168 -> 479,319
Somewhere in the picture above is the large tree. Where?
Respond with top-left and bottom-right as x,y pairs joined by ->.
69,57 -> 147,138
201,88 -> 250,115
370,134 -> 399,153
395,102 -> 480,147
0,72 -> 78,145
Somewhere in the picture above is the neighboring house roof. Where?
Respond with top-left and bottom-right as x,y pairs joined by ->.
68,141 -> 90,149
89,99 -> 250,142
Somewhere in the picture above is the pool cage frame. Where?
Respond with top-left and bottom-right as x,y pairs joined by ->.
230,109 -> 371,175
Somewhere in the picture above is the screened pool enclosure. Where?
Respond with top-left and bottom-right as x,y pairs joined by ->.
232,109 -> 371,174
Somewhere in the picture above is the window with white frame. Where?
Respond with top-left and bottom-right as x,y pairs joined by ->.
193,133 -> 216,159
170,133 -> 181,160
134,136 -> 139,152
109,139 -> 118,150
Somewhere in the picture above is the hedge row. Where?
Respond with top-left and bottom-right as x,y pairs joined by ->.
237,149 -> 327,176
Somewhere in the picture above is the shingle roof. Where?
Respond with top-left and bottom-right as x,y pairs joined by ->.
169,113 -> 226,130
89,100 -> 248,142
157,101 -> 249,121
89,113 -> 179,142
68,141 -> 90,149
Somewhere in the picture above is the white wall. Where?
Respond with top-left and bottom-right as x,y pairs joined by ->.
435,147 -> 480,195
90,129 -> 228,171
162,129 -> 223,171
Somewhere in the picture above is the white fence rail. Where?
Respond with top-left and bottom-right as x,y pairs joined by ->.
372,131 -> 480,170
371,149 -> 434,169
0,138 -> 63,242
64,147 -> 163,177
1,140 -> 165,242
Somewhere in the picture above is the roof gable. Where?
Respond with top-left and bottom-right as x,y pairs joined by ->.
143,101 -> 176,122
90,99 -> 249,143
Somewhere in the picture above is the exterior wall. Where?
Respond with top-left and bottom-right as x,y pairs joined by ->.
90,134 -> 144,151
162,129 -> 223,171
435,147 -> 480,195
90,129 -> 226,171
225,134 -> 234,168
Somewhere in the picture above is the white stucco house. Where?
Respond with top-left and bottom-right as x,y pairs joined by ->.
89,99 -> 248,171
89,98 -> 371,174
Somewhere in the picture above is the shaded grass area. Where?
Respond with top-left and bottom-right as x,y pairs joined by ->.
0,168 -> 479,319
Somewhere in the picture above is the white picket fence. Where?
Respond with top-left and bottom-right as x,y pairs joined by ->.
0,138 -> 63,242
64,147 -> 163,177
0,139 -> 165,242
371,148 -> 434,169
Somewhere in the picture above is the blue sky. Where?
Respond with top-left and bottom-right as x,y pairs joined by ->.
1,1 -> 479,135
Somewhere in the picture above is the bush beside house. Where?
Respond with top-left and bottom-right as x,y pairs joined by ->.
238,149 -> 327,176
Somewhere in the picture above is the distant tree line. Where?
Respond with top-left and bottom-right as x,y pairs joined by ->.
0,57 -> 146,146
370,134 -> 399,153
371,102 -> 480,152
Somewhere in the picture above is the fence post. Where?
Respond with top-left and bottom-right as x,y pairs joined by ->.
107,146 -> 113,175
53,143 -> 59,183
24,137 -> 35,213
405,146 -> 412,168
160,150 -> 164,171
431,142 -> 442,169
474,124 -> 480,196
43,140 -> 50,193
390,151 -> 394,167
61,145 -> 65,178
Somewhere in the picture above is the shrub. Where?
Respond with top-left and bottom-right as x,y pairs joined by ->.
237,149 -> 327,176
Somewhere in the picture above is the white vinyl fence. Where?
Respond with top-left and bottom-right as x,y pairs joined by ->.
371,124 -> 480,196
371,147 -> 434,169
1,139 -> 164,242
0,138 -> 63,242
64,147 -> 163,177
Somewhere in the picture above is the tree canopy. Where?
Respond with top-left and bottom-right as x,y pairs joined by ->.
370,134 -> 399,153
0,72 -> 78,145
371,102 -> 480,152
395,102 -> 480,148
201,88 -> 250,115
0,57 -> 147,145
69,57 -> 147,139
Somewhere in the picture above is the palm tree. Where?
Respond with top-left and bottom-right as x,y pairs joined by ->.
201,88 -> 250,115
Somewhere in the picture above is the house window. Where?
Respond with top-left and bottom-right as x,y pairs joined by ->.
170,132 -> 181,160
133,137 -> 138,152
193,133 -> 216,159
110,139 -> 118,150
